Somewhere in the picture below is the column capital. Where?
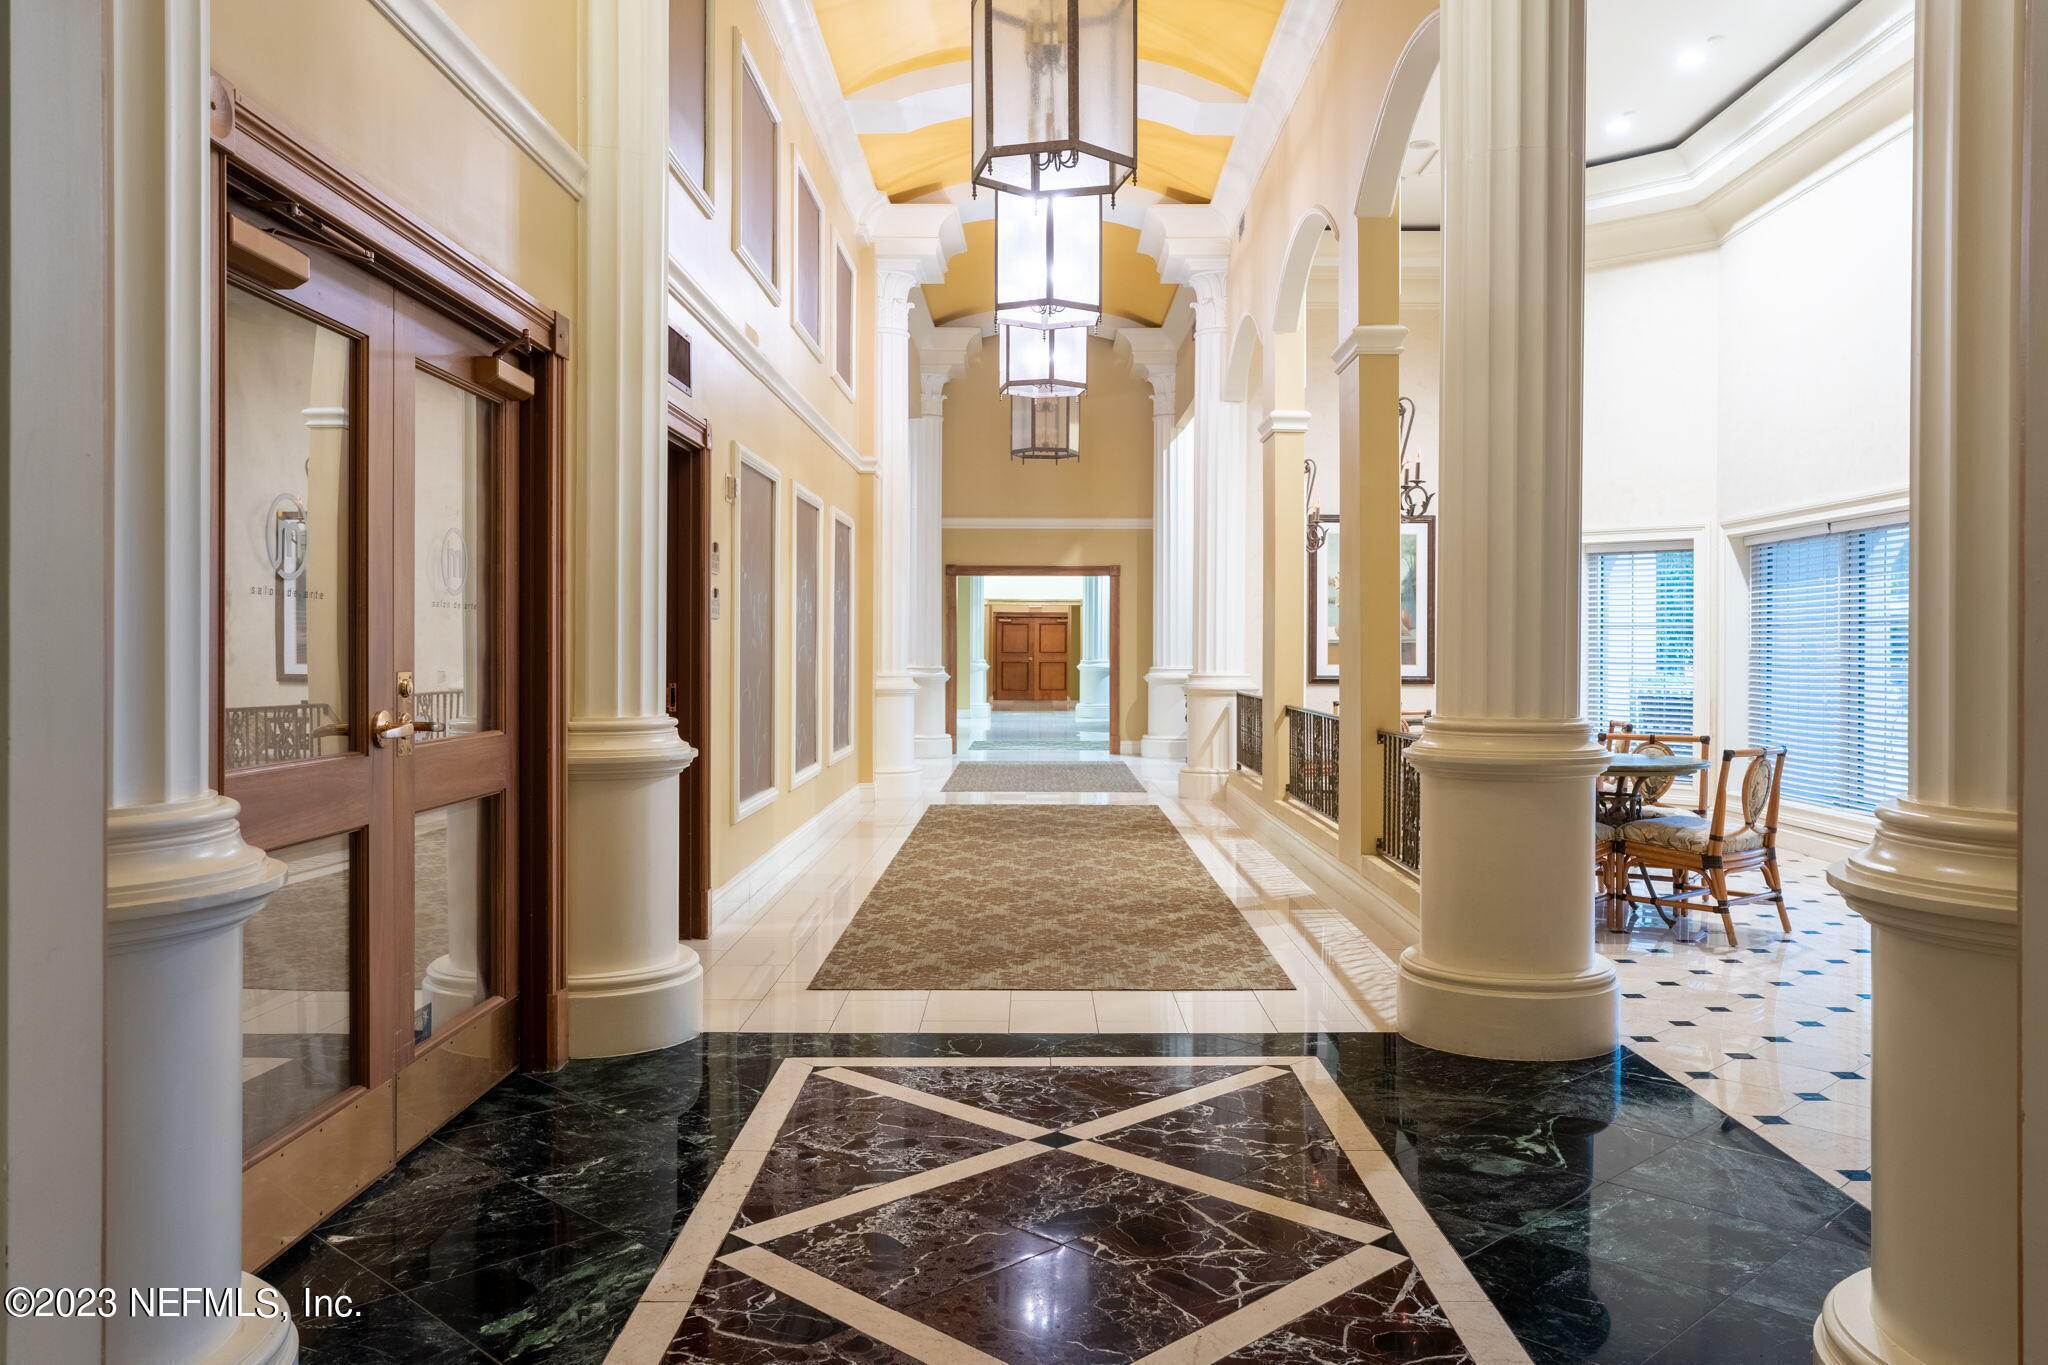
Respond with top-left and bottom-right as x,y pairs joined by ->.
874,263 -> 921,333
1184,265 -> 1232,332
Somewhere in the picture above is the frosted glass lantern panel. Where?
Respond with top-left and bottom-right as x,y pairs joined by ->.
972,0 -> 1136,197
995,189 -> 1101,330
999,324 -> 1088,397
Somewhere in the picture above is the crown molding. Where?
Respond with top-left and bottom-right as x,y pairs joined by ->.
367,0 -> 586,198
1208,0 -> 1345,229
666,257 -> 872,473
755,0 -> 889,231
1331,324 -> 1407,373
866,202 -> 966,280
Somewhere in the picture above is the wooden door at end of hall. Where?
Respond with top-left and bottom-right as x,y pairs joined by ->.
992,611 -> 1071,703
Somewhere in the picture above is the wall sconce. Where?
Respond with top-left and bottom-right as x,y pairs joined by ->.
1304,457 -> 1327,553
1397,396 -> 1434,518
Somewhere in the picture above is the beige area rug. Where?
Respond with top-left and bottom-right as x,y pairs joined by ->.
243,828 -> 449,991
941,761 -> 1146,793
808,805 -> 1293,991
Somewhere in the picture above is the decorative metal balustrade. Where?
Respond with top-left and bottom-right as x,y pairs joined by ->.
413,688 -> 467,737
1235,692 -> 1263,773
225,701 -> 345,770
1377,727 -> 1422,875
1284,706 -> 1339,823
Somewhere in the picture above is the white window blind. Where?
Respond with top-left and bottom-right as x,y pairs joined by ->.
1748,523 -> 1910,814
1584,548 -> 1696,734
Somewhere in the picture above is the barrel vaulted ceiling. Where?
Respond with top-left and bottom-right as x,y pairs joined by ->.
812,0 -> 1287,328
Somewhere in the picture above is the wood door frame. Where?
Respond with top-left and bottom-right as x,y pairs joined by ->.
666,401 -> 713,940
944,564 -> 1120,752
208,74 -> 573,1252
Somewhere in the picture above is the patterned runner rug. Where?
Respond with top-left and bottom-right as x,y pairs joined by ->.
941,762 -> 1145,793
808,805 -> 1292,990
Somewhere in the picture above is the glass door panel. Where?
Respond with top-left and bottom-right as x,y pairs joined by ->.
241,832 -> 356,1153
411,797 -> 492,1042
411,372 -> 494,740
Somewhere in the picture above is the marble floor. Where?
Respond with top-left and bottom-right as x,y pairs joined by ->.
277,1032 -> 1868,1364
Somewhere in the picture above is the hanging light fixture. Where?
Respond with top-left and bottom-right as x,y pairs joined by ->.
971,0 -> 1138,199
994,188 -> 1102,330
1011,394 -> 1081,461
1396,396 -> 1435,517
999,324 -> 1088,397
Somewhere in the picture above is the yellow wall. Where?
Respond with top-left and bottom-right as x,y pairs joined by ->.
212,0 -> 580,311
942,529 -> 1152,748
942,336 -> 1153,520
666,1 -> 885,885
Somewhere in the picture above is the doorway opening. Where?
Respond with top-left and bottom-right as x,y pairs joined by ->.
666,409 -> 713,939
945,567 -> 1120,753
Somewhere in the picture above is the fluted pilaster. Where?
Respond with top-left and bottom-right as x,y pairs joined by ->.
871,264 -> 922,796
1179,267 -> 1251,798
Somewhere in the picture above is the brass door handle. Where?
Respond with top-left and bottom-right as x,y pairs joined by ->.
413,716 -> 448,736
372,709 -> 415,750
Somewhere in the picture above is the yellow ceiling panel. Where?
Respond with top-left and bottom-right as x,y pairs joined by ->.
1140,0 -> 1283,96
813,0 -> 965,93
815,0 -> 1284,97
861,120 -> 974,201
1135,120 -> 1229,204
924,219 -> 1177,329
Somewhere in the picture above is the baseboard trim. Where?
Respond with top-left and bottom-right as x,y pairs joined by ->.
1222,782 -> 1421,957
710,783 -> 872,930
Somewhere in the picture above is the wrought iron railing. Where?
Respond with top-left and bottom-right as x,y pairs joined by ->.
225,701 -> 345,770
1285,706 -> 1339,822
1235,692 -> 1263,773
1377,727 -> 1421,874
413,688 -> 468,739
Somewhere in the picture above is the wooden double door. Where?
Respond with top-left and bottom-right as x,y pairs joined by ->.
993,611 -> 1073,702
221,205 -> 531,1265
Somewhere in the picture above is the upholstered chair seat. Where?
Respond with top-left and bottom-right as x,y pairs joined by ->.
1620,813 -> 1765,854
1595,822 -> 1624,851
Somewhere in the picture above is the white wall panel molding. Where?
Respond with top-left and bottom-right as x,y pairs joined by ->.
666,259 -> 872,473
367,0 -> 587,198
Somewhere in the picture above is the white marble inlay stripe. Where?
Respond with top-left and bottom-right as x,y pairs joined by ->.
816,1066 -> 1053,1138
729,1140 -> 1046,1247
1060,1064 -> 1286,1139
721,1245 -> 1010,1365
1129,1242 -> 1408,1365
1064,1138 -> 1389,1245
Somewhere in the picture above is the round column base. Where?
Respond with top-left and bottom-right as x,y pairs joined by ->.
1396,948 -> 1619,1061
873,676 -> 921,799
1140,734 -> 1188,761
1813,1271 -> 1927,1365
566,948 -> 704,1059
210,1276 -> 299,1365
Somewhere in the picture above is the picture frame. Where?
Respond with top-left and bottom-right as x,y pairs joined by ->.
1400,515 -> 1436,683
1306,514 -> 1340,683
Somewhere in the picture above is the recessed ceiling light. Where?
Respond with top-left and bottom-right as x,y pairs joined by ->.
1605,112 -> 1635,138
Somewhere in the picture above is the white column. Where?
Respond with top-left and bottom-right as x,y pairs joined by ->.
562,0 -> 702,1058
910,369 -> 952,757
1142,379 -> 1191,758
1398,0 -> 1616,1061
871,265 -> 923,798
104,1 -> 295,1360
1178,267 -> 1252,799
1075,573 -> 1111,726
1814,1 -> 2023,1359
965,574 -> 991,723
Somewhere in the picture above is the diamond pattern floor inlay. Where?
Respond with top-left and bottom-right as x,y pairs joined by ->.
612,1057 -> 1519,1364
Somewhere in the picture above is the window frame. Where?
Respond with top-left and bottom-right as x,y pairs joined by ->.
790,482 -> 825,788
828,505 -> 857,765
731,35 -> 783,304
790,155 -> 826,359
732,444 -> 782,821
666,0 -> 714,217
830,235 -> 857,401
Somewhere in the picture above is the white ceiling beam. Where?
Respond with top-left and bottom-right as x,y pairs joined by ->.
845,61 -> 1248,137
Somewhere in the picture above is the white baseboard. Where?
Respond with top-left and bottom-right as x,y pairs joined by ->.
710,783 -> 872,929
1778,801 -> 1876,863
1222,782 -> 1421,957
1119,741 -> 1139,756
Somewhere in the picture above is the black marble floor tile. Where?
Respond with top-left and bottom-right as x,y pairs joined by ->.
1421,1109 -> 1679,1182
317,1140 -> 509,1238
1393,1141 -> 1595,1235
765,1190 -> 1060,1309
1522,1184 -> 1807,1297
1606,1135 -> 1858,1235
1640,1295 -> 1816,1364
260,1234 -> 396,1314
295,1289 -> 493,1365
841,1062 -> 1251,1127
408,1229 -> 664,1365
436,1072 -> 592,1134
1519,1067 -> 1731,1141
904,1243 -> 1204,1365
1090,1074 -> 1387,1225
663,1261 -> 918,1363
1221,1261 -> 1473,1363
322,1177 -> 613,1292
1467,1234 -> 1722,1365
1809,1201 -> 1871,1252
1730,1234 -> 1868,1322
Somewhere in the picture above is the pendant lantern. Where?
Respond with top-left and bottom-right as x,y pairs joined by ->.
998,324 -> 1088,398
971,0 -> 1138,198
994,188 -> 1102,330
1011,394 -> 1081,462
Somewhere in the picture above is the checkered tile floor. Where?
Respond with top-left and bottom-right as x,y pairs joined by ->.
1603,847 -> 1872,1205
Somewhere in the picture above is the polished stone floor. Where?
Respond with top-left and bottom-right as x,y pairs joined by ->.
277,1032 -> 1868,1364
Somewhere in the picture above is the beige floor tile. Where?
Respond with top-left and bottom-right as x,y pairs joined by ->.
741,986 -> 848,1031
1008,991 -> 1098,1033
831,993 -> 930,1032
1091,992 -> 1188,1032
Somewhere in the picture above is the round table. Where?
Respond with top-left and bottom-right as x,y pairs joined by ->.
1598,751 -> 1710,825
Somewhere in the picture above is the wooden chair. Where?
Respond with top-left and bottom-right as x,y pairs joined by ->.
1617,732 -> 1712,816
1594,723 -> 1639,925
1617,746 -> 1789,946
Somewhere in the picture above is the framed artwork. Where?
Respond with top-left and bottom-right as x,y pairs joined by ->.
1400,515 -> 1436,683
1307,515 -> 1340,683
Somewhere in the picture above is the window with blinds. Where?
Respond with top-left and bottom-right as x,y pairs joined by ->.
1748,522 -> 1910,814
1584,548 -> 1696,734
